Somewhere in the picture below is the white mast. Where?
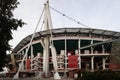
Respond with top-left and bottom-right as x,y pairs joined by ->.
42,1 -> 51,77
42,1 -> 61,79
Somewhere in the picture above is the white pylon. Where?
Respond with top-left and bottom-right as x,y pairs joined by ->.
42,1 -> 61,79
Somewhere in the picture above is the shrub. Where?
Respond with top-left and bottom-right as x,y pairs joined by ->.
77,70 -> 120,80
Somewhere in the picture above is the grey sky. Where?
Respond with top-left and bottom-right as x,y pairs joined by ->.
10,0 -> 120,48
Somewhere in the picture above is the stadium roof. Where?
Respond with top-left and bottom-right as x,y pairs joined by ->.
12,28 -> 120,53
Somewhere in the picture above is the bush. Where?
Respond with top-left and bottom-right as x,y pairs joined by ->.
77,70 -> 120,80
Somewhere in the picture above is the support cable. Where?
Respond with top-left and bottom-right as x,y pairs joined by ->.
49,6 -> 91,28
13,8 -> 44,79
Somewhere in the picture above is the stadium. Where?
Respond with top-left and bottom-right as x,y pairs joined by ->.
10,27 -> 120,78
8,1 -> 120,79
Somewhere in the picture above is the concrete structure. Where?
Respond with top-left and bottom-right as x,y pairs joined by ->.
9,1 -> 120,78
10,27 -> 120,77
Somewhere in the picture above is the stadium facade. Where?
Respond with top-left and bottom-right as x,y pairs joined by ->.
10,28 -> 120,75
9,1 -> 120,78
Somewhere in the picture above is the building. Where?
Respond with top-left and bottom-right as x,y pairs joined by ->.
9,1 -> 120,78
10,28 -> 120,77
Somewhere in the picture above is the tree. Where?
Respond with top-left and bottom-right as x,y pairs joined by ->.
0,0 -> 25,71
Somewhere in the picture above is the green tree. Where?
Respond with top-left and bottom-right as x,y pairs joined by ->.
0,0 -> 25,71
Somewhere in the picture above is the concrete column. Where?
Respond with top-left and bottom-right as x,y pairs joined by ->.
43,36 -> 50,77
91,56 -> 94,70
31,45 -> 34,70
65,35 -> 67,69
91,40 -> 93,54
64,35 -> 67,76
25,47 -> 28,60
21,50 -> 25,70
79,57 -> 81,69
31,45 -> 34,58
24,48 -> 28,70
102,58 -> 106,70
21,50 -> 25,60
78,39 -> 81,69
102,45 -> 105,54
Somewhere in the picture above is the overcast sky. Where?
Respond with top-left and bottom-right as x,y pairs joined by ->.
10,0 -> 120,48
